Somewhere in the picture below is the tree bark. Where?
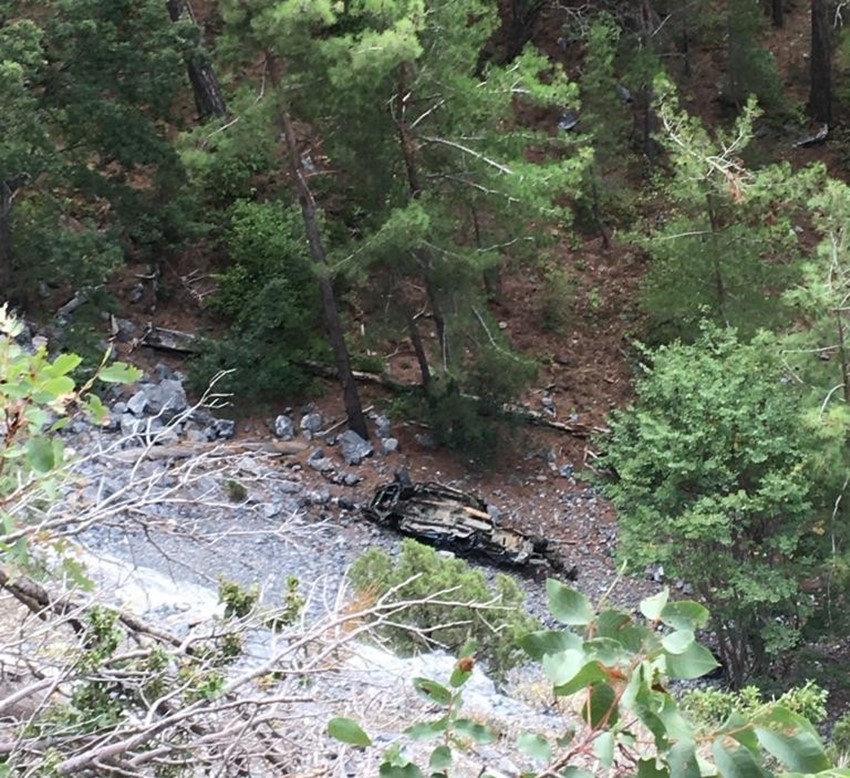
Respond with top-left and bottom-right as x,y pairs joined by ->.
809,0 -> 832,124
166,0 -> 227,121
771,0 -> 784,27
0,181 -> 13,301
269,55 -> 369,440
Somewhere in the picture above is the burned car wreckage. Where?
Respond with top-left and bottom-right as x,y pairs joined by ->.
363,480 -> 577,580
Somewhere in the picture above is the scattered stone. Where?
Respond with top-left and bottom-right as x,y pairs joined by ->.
274,414 -> 296,440
144,379 -> 188,420
210,418 -> 235,439
300,412 -> 324,438
127,390 -> 148,416
559,463 -> 574,479
380,437 -> 399,455
342,472 -> 362,487
339,430 -> 373,465
373,414 -> 392,438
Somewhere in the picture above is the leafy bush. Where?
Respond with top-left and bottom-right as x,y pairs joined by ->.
189,199 -> 325,399
348,539 -> 539,679
682,680 -> 829,729
331,583 -> 840,777
597,324 -> 821,686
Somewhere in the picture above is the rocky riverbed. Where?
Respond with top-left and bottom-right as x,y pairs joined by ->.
44,367 -> 664,776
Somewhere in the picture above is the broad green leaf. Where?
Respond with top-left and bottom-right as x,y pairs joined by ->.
580,683 -> 618,729
541,649 -> 583,686
379,764 -> 423,778
636,757 -> 669,778
26,436 -> 55,473
429,745 -> 451,770
519,629 -> 581,660
39,376 -> 75,398
327,717 -> 372,746
47,353 -> 82,376
84,393 -> 108,425
546,579 -> 594,626
754,707 -> 830,773
452,718 -> 495,744
661,629 -> 694,655
656,694 -> 695,742
553,660 -> 606,696
640,588 -> 669,620
517,732 -> 552,761
596,609 -> 645,652
664,641 -> 718,679
593,731 -> 614,766
668,741 -> 701,778
719,711 -> 759,751
583,637 -> 627,664
660,601 -> 710,630
711,742 -> 769,778
412,678 -> 452,706
98,362 -> 143,384
405,716 -> 449,740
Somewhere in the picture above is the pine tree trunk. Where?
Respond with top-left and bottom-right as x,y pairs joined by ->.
270,55 -> 369,440
771,0 -> 784,27
0,181 -> 14,301
166,0 -> 227,121
809,0 -> 832,124
394,66 -> 447,375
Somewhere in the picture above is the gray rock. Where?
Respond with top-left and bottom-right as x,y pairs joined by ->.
211,418 -> 235,439
342,472 -> 362,487
274,414 -> 296,440
145,379 -> 188,420
373,414 -> 392,437
184,427 -> 209,443
300,412 -> 324,437
339,430 -> 373,465
380,437 -> 399,454
120,414 -> 164,443
127,390 -> 149,416
559,463 -> 574,479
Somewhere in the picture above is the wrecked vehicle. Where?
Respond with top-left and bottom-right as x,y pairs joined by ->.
363,480 -> 576,579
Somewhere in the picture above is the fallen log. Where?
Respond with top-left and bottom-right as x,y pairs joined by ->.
139,325 -> 198,354
300,360 -> 608,438
108,440 -> 306,462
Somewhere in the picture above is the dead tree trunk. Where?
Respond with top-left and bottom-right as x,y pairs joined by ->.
269,54 -> 369,440
809,0 -> 832,124
166,0 -> 227,121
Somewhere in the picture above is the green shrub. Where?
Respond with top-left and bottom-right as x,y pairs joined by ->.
597,325 -> 821,686
189,199 -> 325,399
832,710 -> 850,755
348,539 -> 539,679
682,681 -> 828,729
